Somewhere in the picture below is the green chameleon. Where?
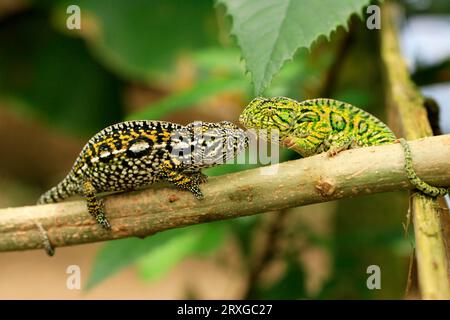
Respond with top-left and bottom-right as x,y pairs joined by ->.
239,96 -> 448,197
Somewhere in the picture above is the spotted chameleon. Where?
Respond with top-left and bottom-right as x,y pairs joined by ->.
240,96 -> 448,197
38,120 -> 248,255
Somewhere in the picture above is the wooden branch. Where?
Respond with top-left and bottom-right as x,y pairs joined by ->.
0,135 -> 449,255
381,3 -> 450,299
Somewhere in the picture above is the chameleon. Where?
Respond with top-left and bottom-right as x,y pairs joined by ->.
37,120 -> 249,255
239,96 -> 448,197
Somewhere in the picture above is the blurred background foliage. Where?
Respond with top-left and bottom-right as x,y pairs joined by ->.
0,0 -> 448,299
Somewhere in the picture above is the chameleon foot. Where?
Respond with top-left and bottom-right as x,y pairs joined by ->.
82,180 -> 111,229
187,183 -> 204,200
327,147 -> 345,157
160,161 -> 205,199
327,136 -> 355,157
398,138 -> 448,197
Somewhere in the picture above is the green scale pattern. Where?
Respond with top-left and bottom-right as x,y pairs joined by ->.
240,97 -> 448,197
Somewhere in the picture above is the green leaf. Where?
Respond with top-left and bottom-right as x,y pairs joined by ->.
85,231 -> 178,290
137,223 -> 226,282
217,0 -> 371,95
192,47 -> 247,77
135,233 -> 200,282
86,223 -> 227,290
126,77 -> 248,120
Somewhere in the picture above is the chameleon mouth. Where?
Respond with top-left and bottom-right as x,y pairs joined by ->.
239,112 -> 250,127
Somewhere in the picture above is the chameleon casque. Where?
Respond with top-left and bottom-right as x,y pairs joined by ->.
37,120 -> 248,255
240,96 -> 448,197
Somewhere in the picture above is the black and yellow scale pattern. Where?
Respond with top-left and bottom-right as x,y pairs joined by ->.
240,97 -> 448,197
38,120 -> 248,250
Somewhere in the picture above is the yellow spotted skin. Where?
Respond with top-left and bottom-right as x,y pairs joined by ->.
38,120 -> 248,232
240,97 -> 448,197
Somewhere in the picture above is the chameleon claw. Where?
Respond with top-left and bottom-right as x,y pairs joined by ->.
195,193 -> 204,200
98,214 -> 112,230
327,149 -> 338,157
192,186 -> 204,200
327,147 -> 344,157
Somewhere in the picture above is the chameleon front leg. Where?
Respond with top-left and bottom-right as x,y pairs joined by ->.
188,171 -> 208,185
159,160 -> 204,199
326,135 -> 356,157
282,135 -> 321,157
81,180 -> 111,229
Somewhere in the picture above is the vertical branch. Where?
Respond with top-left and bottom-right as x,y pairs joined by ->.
380,2 -> 450,299
243,209 -> 289,299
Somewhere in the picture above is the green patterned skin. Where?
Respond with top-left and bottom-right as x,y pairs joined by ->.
240,97 -> 448,197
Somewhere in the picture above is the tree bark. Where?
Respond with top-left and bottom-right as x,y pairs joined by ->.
0,135 -> 449,255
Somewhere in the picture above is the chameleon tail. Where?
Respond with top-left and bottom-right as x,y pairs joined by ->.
36,174 -> 78,256
37,174 -> 77,204
399,138 -> 449,197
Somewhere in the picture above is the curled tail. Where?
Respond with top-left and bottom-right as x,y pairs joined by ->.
399,138 -> 449,197
37,174 -> 78,204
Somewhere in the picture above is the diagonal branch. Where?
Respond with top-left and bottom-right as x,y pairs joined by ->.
0,135 -> 449,254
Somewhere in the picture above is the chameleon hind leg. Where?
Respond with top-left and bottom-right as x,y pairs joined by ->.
159,160 -> 204,199
81,180 -> 111,229
398,138 -> 448,197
